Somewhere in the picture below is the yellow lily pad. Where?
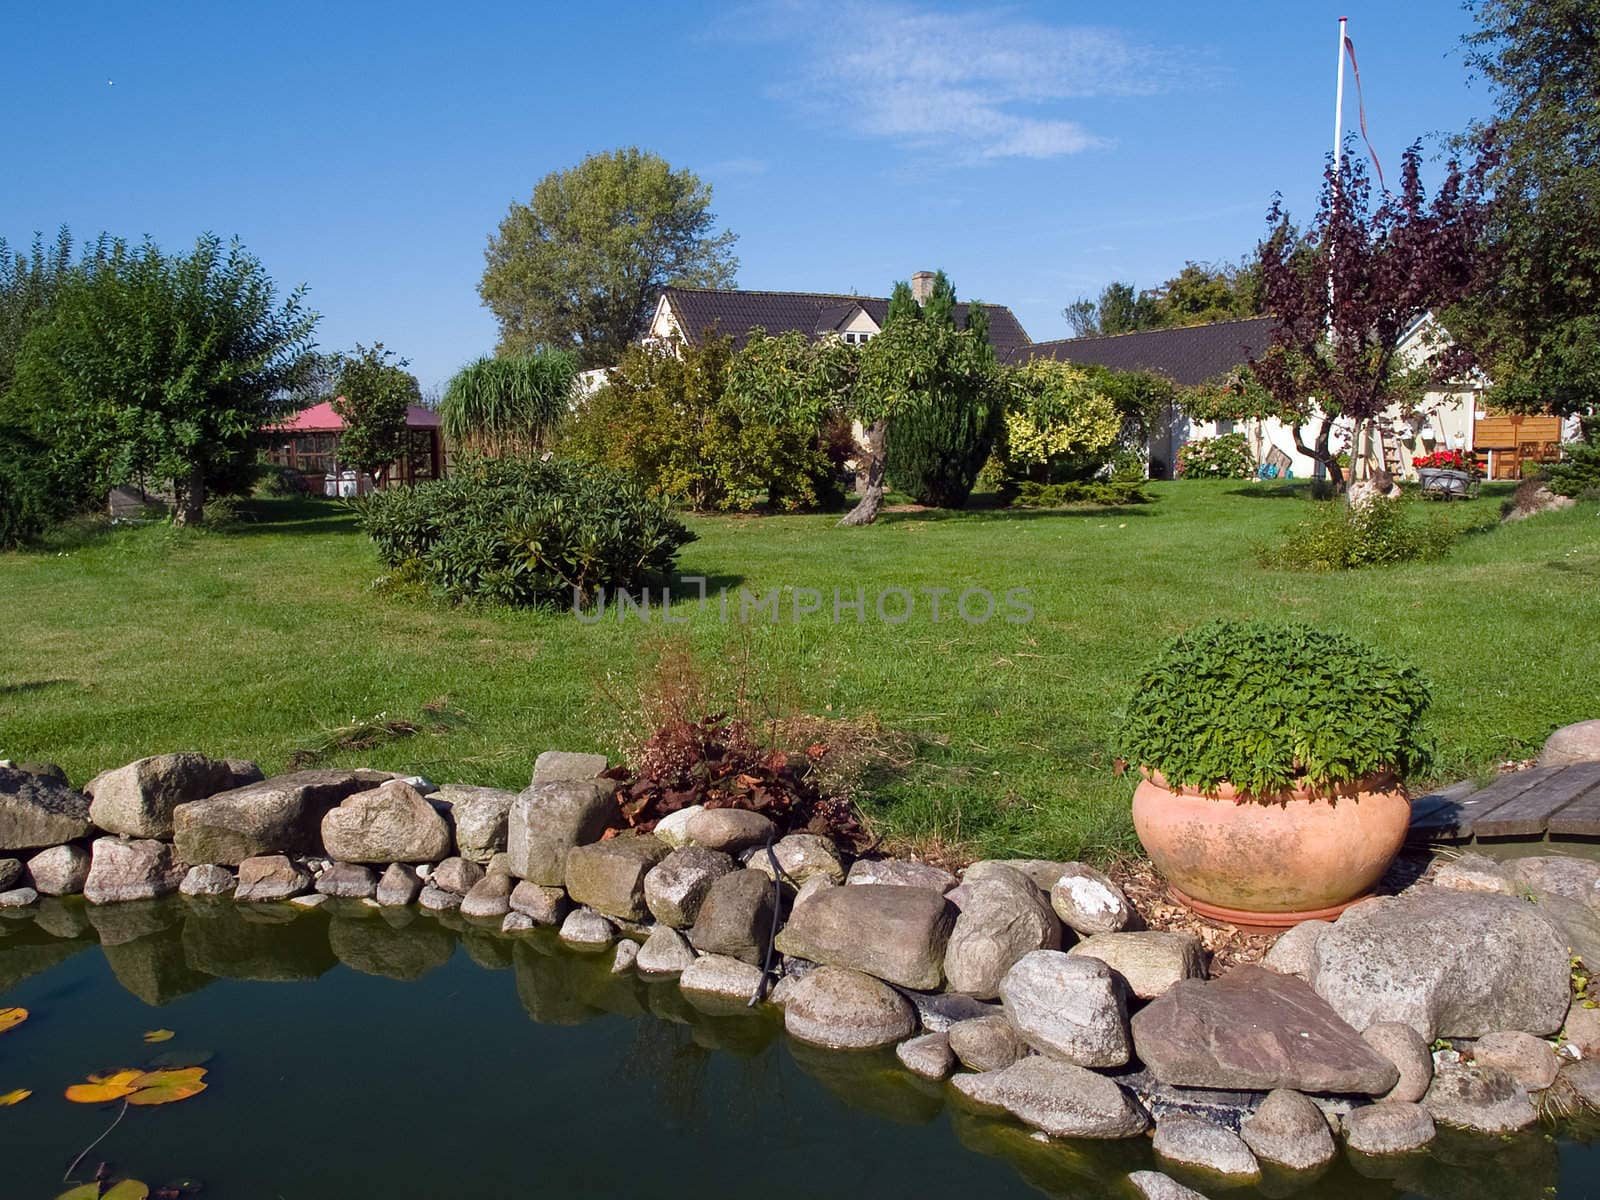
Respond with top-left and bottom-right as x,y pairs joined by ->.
0,1007 -> 28,1034
64,1068 -> 144,1103
126,1066 -> 208,1105
142,1029 -> 175,1043
57,1182 -> 148,1200
0,1087 -> 30,1105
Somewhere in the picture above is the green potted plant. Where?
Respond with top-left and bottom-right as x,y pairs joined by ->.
1117,620 -> 1431,928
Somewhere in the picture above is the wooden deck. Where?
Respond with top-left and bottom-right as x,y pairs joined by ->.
1410,763 -> 1600,852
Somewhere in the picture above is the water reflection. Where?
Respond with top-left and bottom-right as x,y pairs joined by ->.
0,896 -> 1595,1200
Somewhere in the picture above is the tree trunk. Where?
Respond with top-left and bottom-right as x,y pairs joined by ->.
1293,417 -> 1345,494
838,419 -> 887,527
173,464 -> 206,526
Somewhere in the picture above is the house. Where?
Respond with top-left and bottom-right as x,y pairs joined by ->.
265,400 -> 444,495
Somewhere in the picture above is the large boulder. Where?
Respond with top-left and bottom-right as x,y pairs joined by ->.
172,769 -> 392,865
564,832 -> 670,921
431,784 -> 518,863
1308,887 -> 1570,1040
1049,862 -> 1138,935
1131,965 -> 1399,1094
1069,931 -> 1205,1001
688,869 -> 776,965
85,752 -> 235,839
0,765 -> 91,850
775,883 -> 954,990
999,949 -> 1131,1068
644,845 -> 735,928
942,866 -> 1061,999
1539,720 -> 1600,768
782,965 -> 917,1050
684,808 -> 775,854
950,1056 -> 1150,1139
505,779 -> 618,886
320,780 -> 453,864
26,844 -> 91,896
83,837 -> 185,904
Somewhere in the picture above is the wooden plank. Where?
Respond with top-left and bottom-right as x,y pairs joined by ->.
1538,764 -> 1600,837
1408,769 -> 1557,840
1474,765 -> 1600,838
1407,780 -> 1482,835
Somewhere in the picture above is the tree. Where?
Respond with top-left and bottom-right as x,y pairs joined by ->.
0,228 -> 109,396
8,234 -> 317,524
1243,145 -> 1482,492
998,360 -> 1124,483
1449,0 -> 1600,415
330,343 -> 420,487
1062,265 -> 1263,338
439,352 -> 577,458
479,148 -> 738,368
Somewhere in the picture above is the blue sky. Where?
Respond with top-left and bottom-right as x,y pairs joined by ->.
4,0 -> 1487,389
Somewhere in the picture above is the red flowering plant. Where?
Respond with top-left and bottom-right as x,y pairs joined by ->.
1412,448 -> 1477,474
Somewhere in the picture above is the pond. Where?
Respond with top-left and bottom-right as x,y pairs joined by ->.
1,897 -> 1595,1200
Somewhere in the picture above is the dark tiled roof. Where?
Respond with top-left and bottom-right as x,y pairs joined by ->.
661,287 -> 1033,361
1018,317 -> 1276,386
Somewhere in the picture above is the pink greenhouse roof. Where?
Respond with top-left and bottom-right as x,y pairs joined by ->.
272,400 -> 442,432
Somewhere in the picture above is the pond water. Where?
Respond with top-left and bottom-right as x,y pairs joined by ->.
1,897 -> 1596,1200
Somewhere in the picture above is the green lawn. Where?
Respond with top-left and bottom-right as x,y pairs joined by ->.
2,482 -> 1596,863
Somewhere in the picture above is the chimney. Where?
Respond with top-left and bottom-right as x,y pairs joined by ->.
910,270 -> 936,305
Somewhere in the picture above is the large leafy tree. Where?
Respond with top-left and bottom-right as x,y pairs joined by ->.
480,148 -> 738,368
1062,264 -> 1262,338
1449,0 -> 1600,415
9,234 -> 317,524
330,343 -> 420,487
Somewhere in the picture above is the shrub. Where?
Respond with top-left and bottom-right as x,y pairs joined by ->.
0,425 -> 63,548
1544,415 -> 1600,499
440,352 -> 576,458
354,455 -> 694,607
1176,432 -> 1255,479
997,359 -> 1123,484
1267,496 -> 1457,571
1012,480 -> 1151,507
1117,619 -> 1432,797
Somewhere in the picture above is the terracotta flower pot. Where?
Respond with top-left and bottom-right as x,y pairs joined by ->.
1131,771 -> 1410,929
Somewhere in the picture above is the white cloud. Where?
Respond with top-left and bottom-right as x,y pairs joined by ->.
731,1 -> 1185,163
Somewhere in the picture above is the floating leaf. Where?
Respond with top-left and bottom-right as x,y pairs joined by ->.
57,1182 -> 149,1200
125,1067 -> 207,1106
142,1029 -> 175,1044
65,1068 -> 144,1103
0,1006 -> 27,1034
0,1087 -> 30,1105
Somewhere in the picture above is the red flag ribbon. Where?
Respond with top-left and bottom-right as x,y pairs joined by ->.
1344,36 -> 1387,191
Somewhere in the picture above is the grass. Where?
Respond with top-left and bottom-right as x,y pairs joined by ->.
2,481 -> 1597,863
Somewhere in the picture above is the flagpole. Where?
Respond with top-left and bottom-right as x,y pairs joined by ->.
1330,16 -> 1350,481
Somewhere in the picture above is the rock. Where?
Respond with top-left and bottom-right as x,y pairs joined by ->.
635,924 -> 698,976
679,953 -> 764,1004
775,883 -> 953,990
316,862 -> 377,899
846,858 -> 958,892
1111,1068 -> 1263,1134
83,837 -> 184,904
172,768 -> 392,864
234,854 -> 311,902
644,845 -> 735,928
1507,854 -> 1600,905
782,965 -> 917,1050
288,892 -> 327,909
611,938 -> 639,973
320,780 -> 453,864
1422,1061 -> 1538,1133
747,832 -> 845,886
1069,931 -> 1205,1001
417,883 -> 462,912
432,856 -> 484,896
1565,1000 -> 1600,1057
558,907 -> 616,948
375,862 -> 422,907
1049,862 -> 1137,935
1126,1172 -> 1211,1200
1472,1030 -> 1561,1091
652,805 -> 703,849
1132,966 -> 1399,1094
1361,1021 -> 1434,1103
948,1015 -> 1025,1072
564,832 -> 670,920
1153,1117 -> 1261,1183
1548,1058 -> 1600,1113
85,752 -> 234,839
431,784 -> 518,864
909,991 -> 1002,1033
942,867 -> 1061,999
794,875 -> 835,906
972,858 -> 1072,892
896,1031 -> 955,1080
999,949 -> 1130,1068
1308,887 -> 1570,1040
951,1056 -> 1150,1139
1261,919 -> 1331,980
506,779 -> 618,885
0,765 -> 92,850
1343,1100 -> 1436,1155
530,750 -> 609,784
460,872 -> 515,919
684,807 -> 775,854
0,887 -> 38,908
688,869 -> 776,965
179,864 -> 235,897
1240,1088 -> 1335,1172
0,858 -> 18,890
1539,720 -> 1600,768
25,844 -> 90,896
509,880 -> 569,925
1433,853 -> 1517,895
501,911 -> 535,934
